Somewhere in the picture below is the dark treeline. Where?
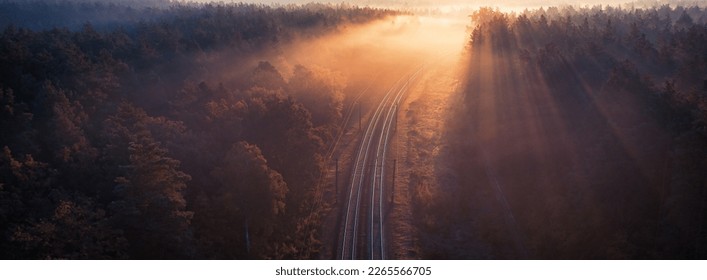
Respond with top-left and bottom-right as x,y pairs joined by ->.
0,0 -> 393,31
0,1 -> 395,259
0,0 -> 174,30
425,5 -> 707,259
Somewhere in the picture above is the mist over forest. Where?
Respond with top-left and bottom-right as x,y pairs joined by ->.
0,0 -> 706,260
0,0 -> 399,259
430,5 -> 707,259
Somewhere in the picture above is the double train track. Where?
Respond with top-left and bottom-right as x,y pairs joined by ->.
338,66 -> 424,260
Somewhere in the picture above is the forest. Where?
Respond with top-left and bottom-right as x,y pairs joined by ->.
0,1 -> 396,259
2,0 -> 707,261
420,5 -> 707,259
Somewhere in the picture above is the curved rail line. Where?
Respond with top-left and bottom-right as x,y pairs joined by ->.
339,65 -> 424,260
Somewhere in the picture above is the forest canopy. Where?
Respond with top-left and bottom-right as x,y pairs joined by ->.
423,4 -> 707,259
0,0 -> 396,259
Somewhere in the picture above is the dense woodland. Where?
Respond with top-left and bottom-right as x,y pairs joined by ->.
0,1 -> 395,259
425,5 -> 707,259
4,0 -> 707,261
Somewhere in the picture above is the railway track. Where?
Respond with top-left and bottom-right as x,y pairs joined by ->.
338,66 -> 424,260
